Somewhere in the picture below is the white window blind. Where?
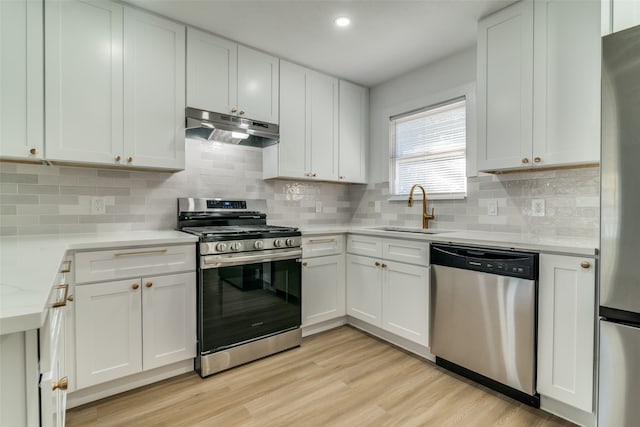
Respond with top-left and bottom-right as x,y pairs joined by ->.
390,98 -> 467,198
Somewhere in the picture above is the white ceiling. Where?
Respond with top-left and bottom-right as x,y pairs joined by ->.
128,0 -> 517,87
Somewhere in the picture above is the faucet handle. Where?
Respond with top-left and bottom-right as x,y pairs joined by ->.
426,207 -> 435,219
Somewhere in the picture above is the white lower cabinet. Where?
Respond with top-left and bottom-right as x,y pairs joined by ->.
382,262 -> 430,347
302,255 -> 346,326
346,235 -> 430,346
346,254 -> 383,327
537,253 -> 596,412
75,272 -> 195,389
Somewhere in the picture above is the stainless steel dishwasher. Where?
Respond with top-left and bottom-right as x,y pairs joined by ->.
430,243 -> 539,407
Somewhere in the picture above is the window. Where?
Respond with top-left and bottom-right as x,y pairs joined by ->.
390,98 -> 467,198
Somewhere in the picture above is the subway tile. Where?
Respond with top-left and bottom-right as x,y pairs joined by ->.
0,226 -> 18,235
0,173 -> 38,184
17,224 -> 59,235
40,215 -> 79,225
0,194 -> 39,204
0,205 -> 16,215
0,183 -> 18,194
17,184 -> 60,195
40,194 -> 79,205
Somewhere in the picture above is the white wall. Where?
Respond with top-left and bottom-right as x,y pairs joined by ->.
368,47 -> 477,184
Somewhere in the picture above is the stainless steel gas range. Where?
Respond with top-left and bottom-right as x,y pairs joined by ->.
178,197 -> 302,378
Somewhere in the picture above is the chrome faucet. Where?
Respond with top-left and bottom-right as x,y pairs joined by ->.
408,184 -> 435,229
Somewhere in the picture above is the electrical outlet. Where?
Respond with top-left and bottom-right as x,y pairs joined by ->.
487,200 -> 498,216
531,199 -> 545,217
315,201 -> 322,214
91,197 -> 106,215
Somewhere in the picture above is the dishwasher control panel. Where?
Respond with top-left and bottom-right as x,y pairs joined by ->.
431,243 -> 538,280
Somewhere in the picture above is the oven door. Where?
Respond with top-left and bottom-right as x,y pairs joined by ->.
199,248 -> 302,354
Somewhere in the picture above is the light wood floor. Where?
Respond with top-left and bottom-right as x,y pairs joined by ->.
67,326 -> 574,426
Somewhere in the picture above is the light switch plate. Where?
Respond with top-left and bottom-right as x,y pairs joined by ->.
90,197 -> 106,215
532,199 -> 545,217
487,200 -> 498,216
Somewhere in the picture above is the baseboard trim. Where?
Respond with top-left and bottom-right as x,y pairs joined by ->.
302,317 -> 347,337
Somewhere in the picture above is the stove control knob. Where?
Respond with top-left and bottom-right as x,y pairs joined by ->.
285,238 -> 295,247
274,239 -> 284,248
254,240 -> 264,249
230,242 -> 242,251
215,243 -> 227,252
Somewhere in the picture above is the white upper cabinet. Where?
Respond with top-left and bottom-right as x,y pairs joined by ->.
186,28 -> 237,116
532,0 -> 600,167
186,29 -> 279,123
338,80 -> 368,184
264,60 -> 338,181
0,0 -> 43,161
45,0 -> 185,170
237,45 -> 279,123
45,0 -> 124,165
123,7 -> 185,169
477,0 -> 534,171
477,0 -> 600,172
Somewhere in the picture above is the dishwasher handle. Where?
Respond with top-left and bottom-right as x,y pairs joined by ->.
430,243 -> 538,280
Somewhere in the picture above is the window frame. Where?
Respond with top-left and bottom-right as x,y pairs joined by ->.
386,83 -> 476,201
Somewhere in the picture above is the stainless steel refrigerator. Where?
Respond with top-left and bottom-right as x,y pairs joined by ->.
599,24 -> 640,427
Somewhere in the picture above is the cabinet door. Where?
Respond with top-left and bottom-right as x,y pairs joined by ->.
338,80 -> 368,183
186,28 -> 237,115
123,7 -> 185,170
477,0 -> 534,171
142,272 -> 196,370
382,262 -> 429,346
75,279 -> 142,389
612,0 -> 640,32
275,60 -> 309,178
237,45 -> 279,123
302,255 -> 346,327
537,254 -> 595,412
346,254 -> 382,327
39,306 -> 67,427
532,0 -> 600,167
0,0 -> 43,160
309,71 -> 339,181
45,0 -> 124,165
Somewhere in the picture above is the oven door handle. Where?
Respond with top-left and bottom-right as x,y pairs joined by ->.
201,249 -> 302,268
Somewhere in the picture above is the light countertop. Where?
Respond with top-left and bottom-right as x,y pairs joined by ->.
300,226 -> 598,256
0,231 -> 198,336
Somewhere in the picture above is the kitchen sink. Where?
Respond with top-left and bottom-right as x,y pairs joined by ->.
370,226 -> 451,235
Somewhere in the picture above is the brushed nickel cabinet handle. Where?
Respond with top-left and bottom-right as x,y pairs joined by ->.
115,249 -> 168,257
132,283 -> 139,290
580,261 -> 591,269
308,238 -> 337,244
52,377 -> 68,391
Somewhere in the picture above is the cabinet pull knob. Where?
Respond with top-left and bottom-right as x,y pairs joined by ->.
60,260 -> 72,273
52,377 -> 68,391
115,155 -> 121,161
534,156 -> 541,163
67,295 -> 74,302
521,158 -> 529,164
30,148 -> 38,155
239,110 -> 245,115
127,156 -> 133,163
302,262 -> 308,267
580,261 -> 591,269
375,262 -> 381,267
132,283 -> 139,290
381,263 -> 387,268
145,282 -> 153,288
231,107 -> 237,113
312,173 -> 317,177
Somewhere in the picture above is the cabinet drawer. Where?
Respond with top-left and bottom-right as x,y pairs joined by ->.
347,235 -> 382,257
302,235 -> 345,258
382,238 -> 429,266
75,244 -> 195,284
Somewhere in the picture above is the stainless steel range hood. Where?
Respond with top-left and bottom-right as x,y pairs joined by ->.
185,107 -> 279,148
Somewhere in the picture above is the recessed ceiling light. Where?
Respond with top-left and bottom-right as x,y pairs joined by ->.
334,16 -> 351,27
